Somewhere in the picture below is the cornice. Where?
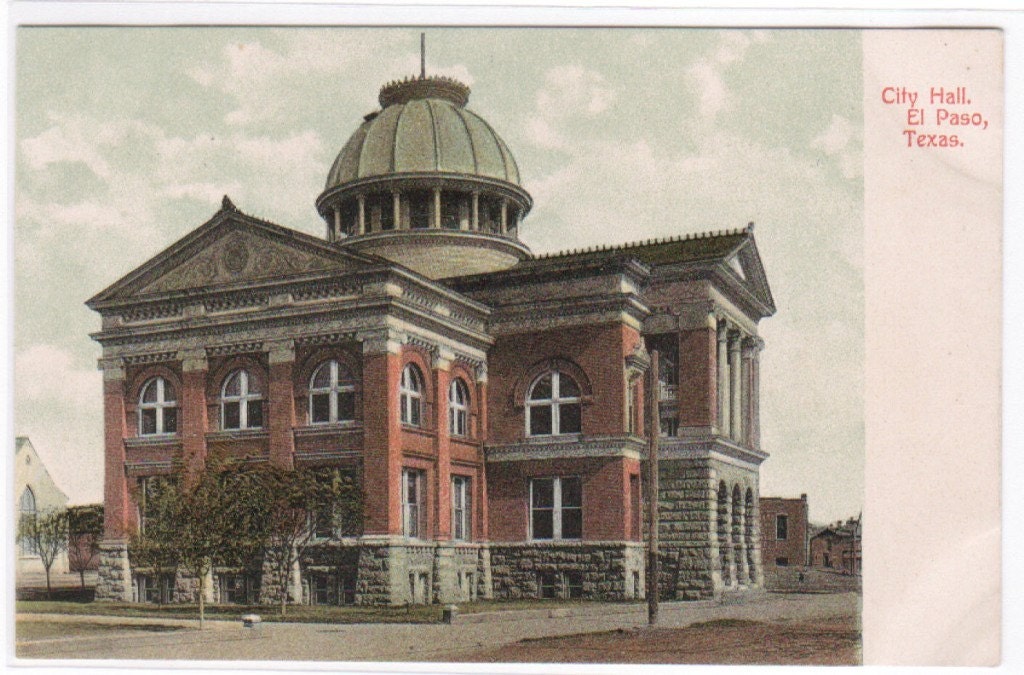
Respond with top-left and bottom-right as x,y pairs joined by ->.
486,435 -> 647,463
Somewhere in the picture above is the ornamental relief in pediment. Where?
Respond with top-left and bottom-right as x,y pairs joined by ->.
141,232 -> 340,294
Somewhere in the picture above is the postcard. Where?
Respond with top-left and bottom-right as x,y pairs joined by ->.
9,12 -> 1006,670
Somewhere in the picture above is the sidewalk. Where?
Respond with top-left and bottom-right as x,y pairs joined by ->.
16,591 -> 859,662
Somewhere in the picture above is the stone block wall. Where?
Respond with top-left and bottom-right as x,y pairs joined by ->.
489,541 -> 644,600
95,540 -> 132,602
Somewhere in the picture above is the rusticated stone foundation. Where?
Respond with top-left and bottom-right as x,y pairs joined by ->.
95,539 -> 132,602
489,542 -> 646,600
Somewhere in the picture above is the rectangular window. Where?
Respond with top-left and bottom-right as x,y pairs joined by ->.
529,405 -> 552,436
311,574 -> 337,605
629,474 -> 641,541
776,557 -> 789,567
559,403 -> 582,434
452,476 -> 472,541
140,408 -> 158,435
402,469 -> 426,538
220,574 -> 254,604
538,571 -> 559,599
776,515 -> 789,540
247,400 -> 263,428
223,401 -> 241,430
530,476 -> 582,541
311,393 -> 331,423
163,407 -> 178,434
338,391 -> 356,421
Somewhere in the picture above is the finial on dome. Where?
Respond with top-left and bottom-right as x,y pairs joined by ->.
420,32 -> 426,79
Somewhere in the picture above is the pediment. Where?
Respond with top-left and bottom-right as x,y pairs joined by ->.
88,205 -> 383,306
140,227 -> 345,294
728,238 -> 776,315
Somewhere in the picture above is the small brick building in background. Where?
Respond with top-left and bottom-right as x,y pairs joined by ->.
88,70 -> 777,606
810,516 -> 862,576
759,494 -> 810,570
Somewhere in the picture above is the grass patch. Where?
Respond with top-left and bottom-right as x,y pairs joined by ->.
688,618 -> 763,629
17,601 -> 441,624
17,598 -> 643,623
17,620 -> 185,642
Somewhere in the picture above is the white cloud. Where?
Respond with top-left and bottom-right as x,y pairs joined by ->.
685,30 -> 769,123
811,114 -> 863,179
21,118 -> 112,178
524,65 -> 616,150
16,344 -> 100,404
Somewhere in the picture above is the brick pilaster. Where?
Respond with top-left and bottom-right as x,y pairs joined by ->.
433,351 -> 453,541
268,340 -> 296,470
179,349 -> 209,479
101,359 -> 129,540
476,372 -> 489,541
361,332 -> 403,535
678,313 -> 718,430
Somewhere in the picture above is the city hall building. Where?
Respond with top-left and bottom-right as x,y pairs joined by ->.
88,71 -> 776,605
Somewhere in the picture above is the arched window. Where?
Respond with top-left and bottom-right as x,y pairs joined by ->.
400,364 -> 424,427
138,377 -> 178,436
19,487 -> 38,555
448,379 -> 470,436
527,369 -> 582,436
309,360 -> 356,424
221,369 -> 263,430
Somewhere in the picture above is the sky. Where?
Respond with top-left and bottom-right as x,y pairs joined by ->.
13,27 -> 863,523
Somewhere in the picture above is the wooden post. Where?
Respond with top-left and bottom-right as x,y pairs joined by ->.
647,349 -> 660,625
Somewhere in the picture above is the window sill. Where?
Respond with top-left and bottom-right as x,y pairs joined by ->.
125,436 -> 181,449
522,433 -> 583,443
206,429 -> 269,441
401,425 -> 436,438
295,423 -> 363,437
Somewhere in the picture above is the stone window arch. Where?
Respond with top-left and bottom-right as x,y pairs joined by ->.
138,376 -> 178,436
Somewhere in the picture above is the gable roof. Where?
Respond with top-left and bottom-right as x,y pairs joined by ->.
15,437 -> 70,506
86,197 -> 389,309
445,224 -> 775,318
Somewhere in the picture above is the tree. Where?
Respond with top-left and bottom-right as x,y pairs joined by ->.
129,464 -> 240,628
18,509 -> 69,599
67,504 -> 103,592
260,467 -> 362,616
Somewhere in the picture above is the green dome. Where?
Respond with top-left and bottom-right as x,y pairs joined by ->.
325,78 -> 521,189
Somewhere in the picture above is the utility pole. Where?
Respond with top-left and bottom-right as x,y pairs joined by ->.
647,349 -> 660,625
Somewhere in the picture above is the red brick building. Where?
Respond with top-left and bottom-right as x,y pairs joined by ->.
810,517 -> 862,576
88,72 -> 776,605
759,495 -> 809,569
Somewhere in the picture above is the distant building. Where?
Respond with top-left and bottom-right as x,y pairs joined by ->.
759,494 -> 809,569
810,516 -> 861,575
15,437 -> 70,580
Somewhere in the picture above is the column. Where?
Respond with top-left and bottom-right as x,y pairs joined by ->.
729,332 -> 742,440
471,192 -> 479,231
357,195 -> 366,235
722,493 -> 736,587
432,188 -> 442,229
433,348 -> 453,540
360,330 -> 404,535
267,340 -> 296,470
476,365 -> 489,541
751,339 -> 763,449
100,358 -> 130,541
393,191 -> 402,230
717,322 -> 729,436
179,348 -> 209,480
736,499 -> 750,585
742,338 -> 761,448
499,200 -> 508,234
333,208 -> 341,242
